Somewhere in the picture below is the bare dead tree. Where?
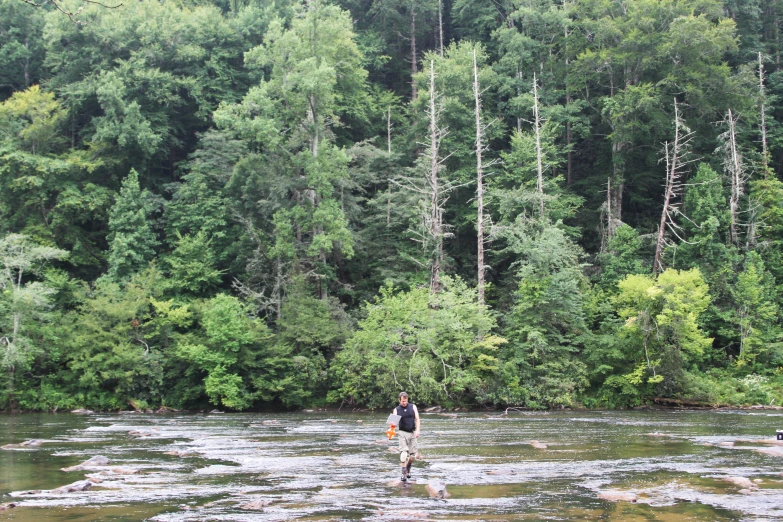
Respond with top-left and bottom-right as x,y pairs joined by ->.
759,52 -> 770,176
20,0 -> 123,24
473,49 -> 498,307
532,73 -> 545,218
410,2 -> 418,100
387,106 -> 393,227
438,0 -> 444,57
474,50 -> 487,306
722,109 -> 746,247
653,100 -> 697,274
393,61 -> 458,294
428,59 -> 443,293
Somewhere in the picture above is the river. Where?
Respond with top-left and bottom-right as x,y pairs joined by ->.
1,409 -> 782,520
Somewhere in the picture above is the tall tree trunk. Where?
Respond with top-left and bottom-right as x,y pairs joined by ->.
23,38 -> 30,88
387,107 -> 393,227
654,101 -> 688,274
438,0 -> 444,57
411,4 -> 418,99
654,142 -> 676,274
473,50 -> 486,307
532,73 -> 545,218
429,60 -> 441,294
759,52 -> 769,176
564,15 -> 573,186
727,109 -> 742,247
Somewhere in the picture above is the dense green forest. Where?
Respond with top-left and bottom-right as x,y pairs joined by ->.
2,0 -> 783,411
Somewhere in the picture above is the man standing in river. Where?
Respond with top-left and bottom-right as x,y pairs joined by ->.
393,392 -> 420,483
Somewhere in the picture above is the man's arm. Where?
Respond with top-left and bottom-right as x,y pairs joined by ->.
413,405 -> 421,437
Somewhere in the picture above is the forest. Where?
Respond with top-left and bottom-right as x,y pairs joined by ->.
1,0 -> 783,411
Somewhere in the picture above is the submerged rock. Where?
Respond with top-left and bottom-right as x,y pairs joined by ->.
2,439 -> 43,449
756,447 -> 783,458
163,450 -> 197,457
61,455 -> 110,472
70,409 -> 93,414
110,467 -> 139,475
530,440 -> 548,449
0,503 -> 17,511
53,480 -> 93,493
598,490 -> 638,502
240,499 -> 273,510
425,480 -> 449,499
722,476 -> 757,489
210,409 -> 224,414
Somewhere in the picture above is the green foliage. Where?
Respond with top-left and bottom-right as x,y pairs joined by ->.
105,169 -> 159,281
612,268 -> 713,399
163,232 -> 224,297
493,221 -> 589,408
0,233 -> 67,407
329,277 -> 504,408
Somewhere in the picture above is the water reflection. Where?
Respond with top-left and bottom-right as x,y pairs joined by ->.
0,410 -> 782,520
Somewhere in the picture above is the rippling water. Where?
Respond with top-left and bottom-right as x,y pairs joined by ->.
1,409 -> 782,521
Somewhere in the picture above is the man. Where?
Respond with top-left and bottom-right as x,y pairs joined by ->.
392,392 -> 420,483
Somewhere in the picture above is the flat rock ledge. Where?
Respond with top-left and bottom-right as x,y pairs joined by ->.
598,490 -> 638,502
240,499 -> 274,510
425,481 -> 450,499
61,455 -> 110,472
2,440 -> 43,450
721,476 -> 758,490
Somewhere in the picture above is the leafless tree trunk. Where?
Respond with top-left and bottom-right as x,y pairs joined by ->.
387,107 -> 393,227
759,52 -> 769,176
438,0 -> 444,57
532,73 -> 545,218
654,100 -> 694,274
564,14 -> 573,186
429,60 -> 442,293
726,109 -> 743,247
24,38 -> 30,88
473,50 -> 486,306
411,3 -> 418,99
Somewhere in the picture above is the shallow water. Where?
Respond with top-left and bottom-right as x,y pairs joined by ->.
1,409 -> 782,521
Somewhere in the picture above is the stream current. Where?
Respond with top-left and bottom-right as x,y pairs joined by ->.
1,409 -> 783,521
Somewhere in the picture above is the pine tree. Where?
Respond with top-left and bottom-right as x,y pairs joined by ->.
105,169 -> 158,281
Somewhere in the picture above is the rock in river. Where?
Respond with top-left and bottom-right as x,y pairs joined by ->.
61,455 -> 110,472
240,499 -> 273,510
722,476 -> 757,490
425,480 -> 450,499
53,480 -> 93,494
0,503 -> 17,511
598,490 -> 638,502
2,439 -> 43,449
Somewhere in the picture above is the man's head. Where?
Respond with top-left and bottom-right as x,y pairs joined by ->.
399,392 -> 409,407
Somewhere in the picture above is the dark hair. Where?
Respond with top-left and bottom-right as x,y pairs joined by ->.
399,392 -> 409,400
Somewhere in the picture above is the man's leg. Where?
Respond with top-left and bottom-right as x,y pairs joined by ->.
398,432 -> 409,482
406,433 -> 418,478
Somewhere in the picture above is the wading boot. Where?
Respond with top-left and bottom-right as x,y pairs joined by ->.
406,460 -> 412,479
400,469 -> 407,483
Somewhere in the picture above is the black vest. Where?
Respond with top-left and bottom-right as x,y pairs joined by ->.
395,404 -> 416,432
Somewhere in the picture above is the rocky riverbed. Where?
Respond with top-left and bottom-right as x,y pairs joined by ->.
1,409 -> 783,520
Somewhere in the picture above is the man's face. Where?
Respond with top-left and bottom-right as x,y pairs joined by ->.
399,396 -> 408,407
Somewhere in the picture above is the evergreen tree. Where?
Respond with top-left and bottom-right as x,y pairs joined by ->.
105,169 -> 158,281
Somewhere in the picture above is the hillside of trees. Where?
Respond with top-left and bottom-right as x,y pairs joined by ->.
2,0 -> 783,411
